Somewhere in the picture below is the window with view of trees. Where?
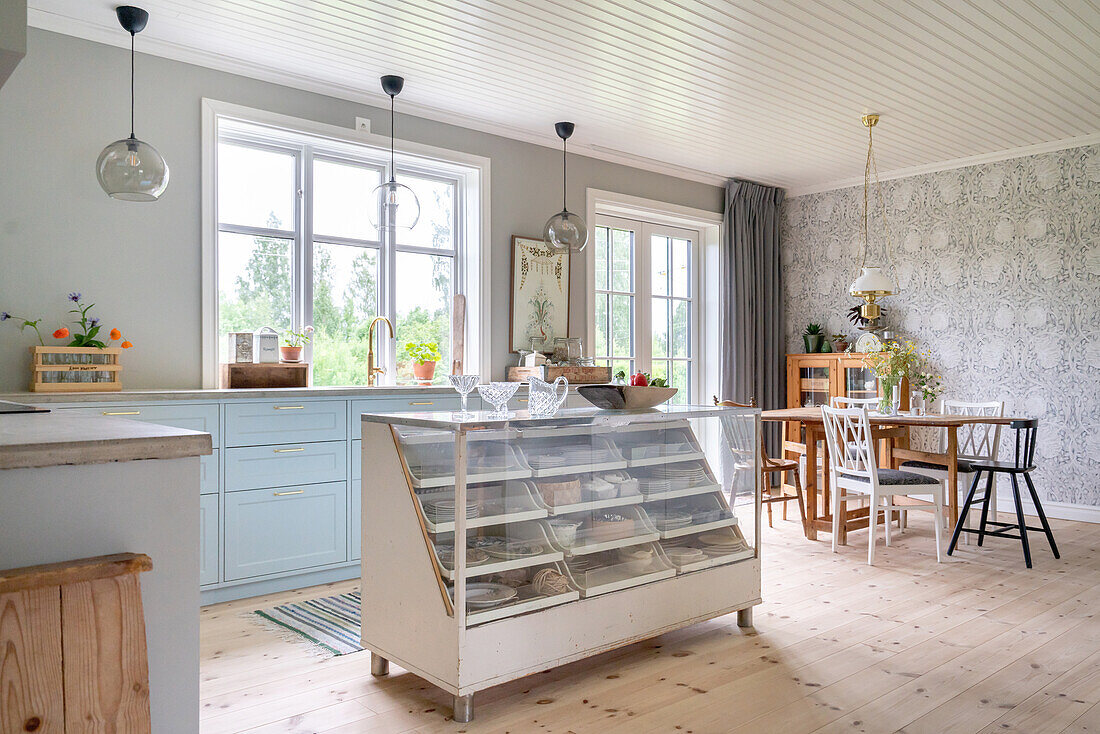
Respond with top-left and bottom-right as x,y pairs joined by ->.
215,122 -> 465,386
592,216 -> 698,404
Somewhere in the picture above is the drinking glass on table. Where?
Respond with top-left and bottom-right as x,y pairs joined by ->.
448,374 -> 479,417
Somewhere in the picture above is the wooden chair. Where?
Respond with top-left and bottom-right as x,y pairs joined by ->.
948,419 -> 1059,568
820,405 -> 944,564
714,397 -> 808,535
900,399 -> 1004,538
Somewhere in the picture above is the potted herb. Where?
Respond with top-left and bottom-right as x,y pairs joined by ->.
281,326 -> 312,363
405,341 -> 442,384
832,333 -> 850,352
802,323 -> 825,353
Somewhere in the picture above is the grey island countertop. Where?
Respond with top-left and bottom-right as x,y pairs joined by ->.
0,411 -> 213,470
0,384 -> 488,404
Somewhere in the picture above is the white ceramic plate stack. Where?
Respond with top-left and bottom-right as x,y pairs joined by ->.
451,582 -> 518,609
423,497 -> 481,523
697,532 -> 746,556
528,453 -> 567,470
663,546 -> 707,566
648,464 -> 708,489
483,540 -> 546,560
636,477 -> 673,497
435,545 -> 491,569
559,445 -> 614,464
647,508 -> 693,532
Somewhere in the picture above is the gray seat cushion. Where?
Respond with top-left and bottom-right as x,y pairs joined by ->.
901,458 -> 977,473
849,468 -> 942,486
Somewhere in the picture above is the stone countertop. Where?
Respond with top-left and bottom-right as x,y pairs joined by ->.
0,384 -> 513,404
0,412 -> 213,470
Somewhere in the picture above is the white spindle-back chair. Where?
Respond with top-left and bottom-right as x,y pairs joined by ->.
821,405 -> 944,565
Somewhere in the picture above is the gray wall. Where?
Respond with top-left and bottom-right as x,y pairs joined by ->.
782,144 -> 1100,507
0,29 -> 723,391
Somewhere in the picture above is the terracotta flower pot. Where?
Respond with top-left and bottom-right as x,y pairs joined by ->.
412,360 -> 436,383
280,346 -> 303,363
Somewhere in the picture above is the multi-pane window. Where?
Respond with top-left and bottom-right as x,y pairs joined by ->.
592,217 -> 697,404
215,121 -> 464,386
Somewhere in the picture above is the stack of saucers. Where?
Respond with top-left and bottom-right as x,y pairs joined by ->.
697,532 -> 746,556
636,477 -> 673,497
528,452 -> 567,470
648,464 -> 708,489
423,497 -> 480,523
663,546 -> 706,566
647,508 -> 693,532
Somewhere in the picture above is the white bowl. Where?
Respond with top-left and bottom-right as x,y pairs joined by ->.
549,518 -> 582,547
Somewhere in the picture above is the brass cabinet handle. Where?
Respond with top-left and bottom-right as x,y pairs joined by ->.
103,410 -> 141,416
409,401 -> 434,406
517,399 -> 528,403
273,447 -> 305,453
273,405 -> 305,410
273,489 -> 305,496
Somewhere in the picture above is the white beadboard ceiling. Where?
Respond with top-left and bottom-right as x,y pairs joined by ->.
28,0 -> 1100,194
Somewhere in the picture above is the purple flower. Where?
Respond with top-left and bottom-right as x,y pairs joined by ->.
89,317 -> 100,327
0,312 -> 9,321
68,292 -> 81,303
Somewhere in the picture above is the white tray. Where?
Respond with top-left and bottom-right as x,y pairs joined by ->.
404,442 -> 532,489
637,482 -> 723,503
561,543 -> 676,598
645,493 -> 739,540
544,493 -> 644,516
435,521 -> 562,581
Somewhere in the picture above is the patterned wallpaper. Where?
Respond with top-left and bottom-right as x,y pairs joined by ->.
781,144 -> 1100,507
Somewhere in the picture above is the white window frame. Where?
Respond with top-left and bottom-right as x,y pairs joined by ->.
201,99 -> 491,388
586,189 -> 723,405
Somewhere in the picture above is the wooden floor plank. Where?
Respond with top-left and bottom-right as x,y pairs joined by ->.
199,512 -> 1100,734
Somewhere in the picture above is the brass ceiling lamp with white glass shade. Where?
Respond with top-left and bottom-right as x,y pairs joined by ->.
96,6 -> 169,201
368,75 -> 420,231
544,122 -> 588,253
849,112 -> 897,323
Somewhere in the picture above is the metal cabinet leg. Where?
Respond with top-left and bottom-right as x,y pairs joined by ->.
371,654 -> 389,677
737,606 -> 754,628
453,694 -> 474,723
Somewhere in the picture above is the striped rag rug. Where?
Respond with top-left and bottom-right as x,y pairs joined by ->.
252,591 -> 364,657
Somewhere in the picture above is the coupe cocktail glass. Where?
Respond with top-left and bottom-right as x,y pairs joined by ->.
448,374 -> 479,417
477,382 -> 520,418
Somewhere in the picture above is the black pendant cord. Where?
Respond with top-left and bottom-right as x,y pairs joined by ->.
389,94 -> 396,184
561,138 -> 567,210
129,31 -> 135,138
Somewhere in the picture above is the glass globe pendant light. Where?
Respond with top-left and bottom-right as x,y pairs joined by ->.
849,113 -> 897,322
96,6 -> 169,201
368,75 -> 420,230
544,122 -> 588,253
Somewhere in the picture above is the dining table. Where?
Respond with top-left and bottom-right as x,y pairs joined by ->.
761,407 -> 1017,545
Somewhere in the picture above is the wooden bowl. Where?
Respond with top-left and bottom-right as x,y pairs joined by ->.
576,384 -> 678,410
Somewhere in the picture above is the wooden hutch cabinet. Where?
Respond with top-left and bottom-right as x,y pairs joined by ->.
782,353 -> 909,523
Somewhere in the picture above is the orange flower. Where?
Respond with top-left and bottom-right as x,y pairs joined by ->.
53,327 -> 69,339
110,328 -> 122,341
121,340 -> 133,349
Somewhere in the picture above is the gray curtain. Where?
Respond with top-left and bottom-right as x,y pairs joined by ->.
720,179 -> 786,456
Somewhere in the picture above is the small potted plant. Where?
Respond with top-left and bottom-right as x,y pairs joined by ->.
802,323 -> 825,353
405,341 -> 442,384
832,333 -> 850,352
280,326 -> 312,363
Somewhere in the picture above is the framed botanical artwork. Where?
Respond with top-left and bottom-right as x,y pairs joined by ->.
509,236 -> 570,352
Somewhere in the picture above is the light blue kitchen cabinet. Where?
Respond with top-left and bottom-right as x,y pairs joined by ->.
200,451 -> 219,495
224,440 -> 346,492
351,439 -> 362,560
349,396 -> 461,439
65,402 -> 221,444
224,481 -> 348,581
199,493 -> 219,586
225,400 -> 346,447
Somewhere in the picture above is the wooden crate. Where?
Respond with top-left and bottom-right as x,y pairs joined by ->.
507,365 -> 612,384
29,346 -> 123,392
221,362 -> 310,389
